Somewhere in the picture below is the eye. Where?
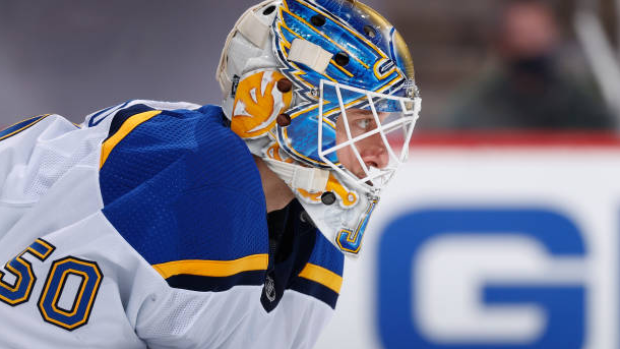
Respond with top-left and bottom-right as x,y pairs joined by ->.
355,118 -> 372,130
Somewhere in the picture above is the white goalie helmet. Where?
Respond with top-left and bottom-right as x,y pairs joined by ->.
217,0 -> 421,257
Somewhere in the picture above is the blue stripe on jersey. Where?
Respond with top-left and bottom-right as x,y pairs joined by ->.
100,105 -> 269,268
308,232 -> 345,278
290,277 -> 339,309
0,115 -> 49,142
286,232 -> 344,308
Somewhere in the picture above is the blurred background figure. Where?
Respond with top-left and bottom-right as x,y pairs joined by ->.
446,0 -> 614,130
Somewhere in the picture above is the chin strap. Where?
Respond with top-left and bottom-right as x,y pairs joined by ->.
264,158 -> 330,193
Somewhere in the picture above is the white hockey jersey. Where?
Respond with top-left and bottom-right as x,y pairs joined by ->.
0,100 -> 344,349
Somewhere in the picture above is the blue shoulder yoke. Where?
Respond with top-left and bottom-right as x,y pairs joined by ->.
99,104 -> 269,269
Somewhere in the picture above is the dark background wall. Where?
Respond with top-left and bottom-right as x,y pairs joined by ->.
0,0 -> 383,124
0,0 -> 615,128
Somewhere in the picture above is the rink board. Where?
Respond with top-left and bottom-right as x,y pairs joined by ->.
316,139 -> 620,349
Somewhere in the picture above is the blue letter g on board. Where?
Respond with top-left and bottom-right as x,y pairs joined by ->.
378,209 -> 587,349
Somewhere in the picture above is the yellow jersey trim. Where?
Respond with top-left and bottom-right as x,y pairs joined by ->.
99,110 -> 162,168
152,254 -> 270,279
298,263 -> 343,294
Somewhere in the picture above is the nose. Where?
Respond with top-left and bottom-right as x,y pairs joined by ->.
360,133 -> 389,170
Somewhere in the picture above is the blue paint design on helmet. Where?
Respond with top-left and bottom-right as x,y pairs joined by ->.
271,0 -> 416,167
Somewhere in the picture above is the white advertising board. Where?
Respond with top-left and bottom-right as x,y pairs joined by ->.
316,142 -> 620,349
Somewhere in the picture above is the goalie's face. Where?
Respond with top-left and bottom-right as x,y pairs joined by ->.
318,80 -> 420,195
336,109 -> 390,180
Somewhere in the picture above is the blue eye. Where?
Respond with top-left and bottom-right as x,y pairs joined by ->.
355,119 -> 372,130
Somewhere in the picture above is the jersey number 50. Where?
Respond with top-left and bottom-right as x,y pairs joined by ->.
0,238 -> 103,331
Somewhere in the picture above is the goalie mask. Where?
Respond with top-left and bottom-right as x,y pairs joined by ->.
217,0 -> 421,256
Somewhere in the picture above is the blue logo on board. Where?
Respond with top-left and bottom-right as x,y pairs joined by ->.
378,209 -> 587,349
